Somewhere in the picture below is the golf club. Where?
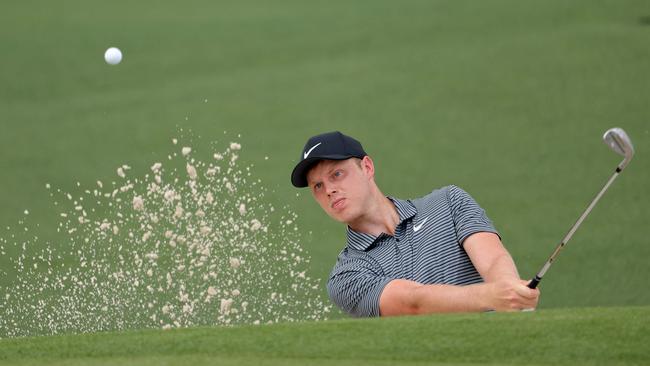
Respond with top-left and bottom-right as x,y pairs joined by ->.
527,127 -> 635,289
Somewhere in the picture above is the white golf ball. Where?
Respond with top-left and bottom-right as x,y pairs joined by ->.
104,47 -> 123,65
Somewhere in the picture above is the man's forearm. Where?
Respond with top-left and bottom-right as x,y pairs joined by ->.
383,280 -> 491,315
482,253 -> 520,282
380,278 -> 539,316
412,283 -> 491,313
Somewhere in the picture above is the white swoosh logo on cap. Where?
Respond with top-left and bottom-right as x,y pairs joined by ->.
303,142 -> 322,159
413,217 -> 428,232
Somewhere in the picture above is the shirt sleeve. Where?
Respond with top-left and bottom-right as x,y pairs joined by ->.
447,185 -> 500,245
326,253 -> 393,318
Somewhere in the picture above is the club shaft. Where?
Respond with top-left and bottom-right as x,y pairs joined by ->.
528,168 -> 621,289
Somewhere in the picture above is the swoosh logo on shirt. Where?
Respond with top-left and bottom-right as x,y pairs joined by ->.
303,142 -> 322,159
413,217 -> 428,232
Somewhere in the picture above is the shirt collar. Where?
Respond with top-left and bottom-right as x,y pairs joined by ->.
346,197 -> 417,251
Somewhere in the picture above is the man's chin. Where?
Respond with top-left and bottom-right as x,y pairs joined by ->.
328,210 -> 356,225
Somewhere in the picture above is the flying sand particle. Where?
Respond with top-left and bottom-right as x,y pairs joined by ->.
186,163 -> 198,180
250,219 -> 262,231
132,196 -> 144,211
220,298 -> 234,314
164,189 -> 176,202
207,286 -> 217,296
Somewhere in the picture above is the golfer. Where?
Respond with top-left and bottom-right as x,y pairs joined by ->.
291,131 -> 540,317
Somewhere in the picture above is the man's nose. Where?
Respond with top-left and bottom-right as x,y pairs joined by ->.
326,184 -> 337,196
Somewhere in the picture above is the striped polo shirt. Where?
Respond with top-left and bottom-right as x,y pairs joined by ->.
326,185 -> 499,317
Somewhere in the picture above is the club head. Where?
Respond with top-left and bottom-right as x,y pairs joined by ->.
603,127 -> 635,171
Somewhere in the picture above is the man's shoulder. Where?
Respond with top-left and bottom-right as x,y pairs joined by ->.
411,184 -> 458,205
335,246 -> 365,262
329,246 -> 380,277
333,242 -> 384,267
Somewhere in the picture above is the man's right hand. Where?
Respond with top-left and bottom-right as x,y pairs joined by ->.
481,279 -> 540,311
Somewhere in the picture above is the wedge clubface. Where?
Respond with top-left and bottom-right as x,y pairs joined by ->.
527,128 -> 635,289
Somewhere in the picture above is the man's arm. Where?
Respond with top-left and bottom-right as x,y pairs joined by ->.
463,232 -> 520,282
379,278 -> 538,316
379,232 -> 539,316
379,280 -> 488,315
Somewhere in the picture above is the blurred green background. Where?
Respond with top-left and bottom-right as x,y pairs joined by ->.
1,0 -> 649,318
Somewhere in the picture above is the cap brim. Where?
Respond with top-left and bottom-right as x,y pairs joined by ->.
290,154 -> 355,188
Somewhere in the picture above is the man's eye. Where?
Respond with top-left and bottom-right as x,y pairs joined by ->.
314,183 -> 322,190
333,171 -> 343,178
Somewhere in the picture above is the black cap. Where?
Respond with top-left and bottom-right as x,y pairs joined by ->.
291,131 -> 367,188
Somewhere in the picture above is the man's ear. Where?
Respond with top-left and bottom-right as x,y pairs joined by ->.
361,156 -> 375,179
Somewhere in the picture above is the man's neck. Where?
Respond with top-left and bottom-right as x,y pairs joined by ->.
348,191 -> 400,237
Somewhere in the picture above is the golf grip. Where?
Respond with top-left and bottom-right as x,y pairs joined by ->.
527,276 -> 541,289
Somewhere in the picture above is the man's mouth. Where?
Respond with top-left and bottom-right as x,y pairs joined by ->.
331,198 -> 346,210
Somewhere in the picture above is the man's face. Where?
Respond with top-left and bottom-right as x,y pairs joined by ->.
306,157 -> 374,224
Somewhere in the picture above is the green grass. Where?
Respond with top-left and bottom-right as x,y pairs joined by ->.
1,0 -> 649,324
1,306 -> 649,365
